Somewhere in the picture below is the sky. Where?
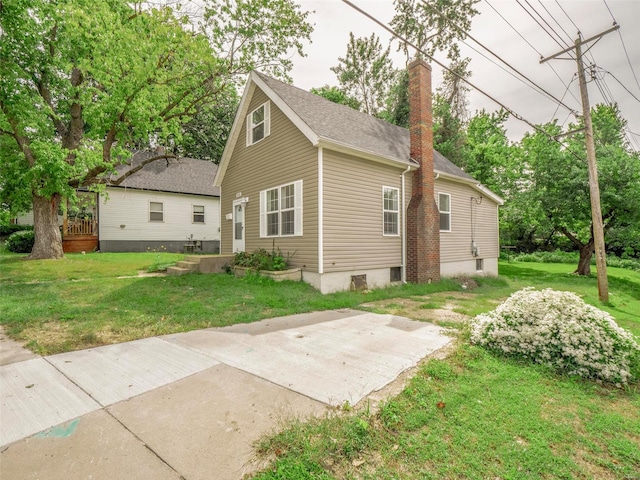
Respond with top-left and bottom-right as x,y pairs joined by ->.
288,0 -> 640,147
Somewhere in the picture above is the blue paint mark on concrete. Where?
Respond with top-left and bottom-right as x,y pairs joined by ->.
35,419 -> 80,439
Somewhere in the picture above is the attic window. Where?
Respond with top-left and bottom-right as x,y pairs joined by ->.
246,101 -> 271,146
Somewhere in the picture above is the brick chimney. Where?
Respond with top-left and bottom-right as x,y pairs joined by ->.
406,59 -> 440,283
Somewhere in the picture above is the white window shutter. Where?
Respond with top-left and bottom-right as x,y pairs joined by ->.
264,102 -> 271,138
259,190 -> 267,237
294,180 -> 303,236
246,113 -> 252,146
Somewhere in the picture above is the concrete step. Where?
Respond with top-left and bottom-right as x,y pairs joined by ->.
175,261 -> 199,272
166,266 -> 192,276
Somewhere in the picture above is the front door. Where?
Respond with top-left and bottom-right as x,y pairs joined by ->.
232,201 -> 245,252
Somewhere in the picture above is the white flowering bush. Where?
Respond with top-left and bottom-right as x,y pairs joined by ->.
470,287 -> 640,384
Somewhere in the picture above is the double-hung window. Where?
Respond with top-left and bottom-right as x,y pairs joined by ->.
383,186 -> 399,236
246,101 -> 271,146
149,202 -> 164,222
438,193 -> 451,231
260,180 -> 302,237
193,205 -> 205,223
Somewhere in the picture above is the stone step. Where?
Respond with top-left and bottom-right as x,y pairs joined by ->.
175,261 -> 199,271
166,266 -> 192,276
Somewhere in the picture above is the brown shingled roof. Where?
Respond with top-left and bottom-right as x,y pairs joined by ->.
255,72 -> 475,182
111,152 -> 219,197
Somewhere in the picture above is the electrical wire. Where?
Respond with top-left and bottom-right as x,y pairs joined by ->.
596,67 -> 640,104
483,0 -> 582,106
516,0 -> 571,52
418,0 -> 579,116
339,0 -> 587,161
537,0 -> 574,46
601,0 -> 640,95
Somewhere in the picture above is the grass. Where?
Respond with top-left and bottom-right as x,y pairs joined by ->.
2,250 -> 639,478
0,251 -> 461,354
253,345 -> 640,480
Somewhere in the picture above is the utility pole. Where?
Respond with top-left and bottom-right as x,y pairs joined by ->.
541,25 -> 618,303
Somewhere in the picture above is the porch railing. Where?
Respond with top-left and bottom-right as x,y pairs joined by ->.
63,218 -> 97,236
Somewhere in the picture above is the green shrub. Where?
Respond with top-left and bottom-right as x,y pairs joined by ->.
233,248 -> 289,271
0,224 -> 33,237
5,230 -> 35,253
470,288 -> 640,384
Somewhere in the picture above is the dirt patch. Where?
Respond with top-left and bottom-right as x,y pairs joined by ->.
361,293 -> 474,325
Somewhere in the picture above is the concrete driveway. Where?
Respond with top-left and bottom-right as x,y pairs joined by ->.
1,309 -> 451,479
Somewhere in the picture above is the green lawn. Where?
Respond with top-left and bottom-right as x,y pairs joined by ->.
2,251 -> 639,478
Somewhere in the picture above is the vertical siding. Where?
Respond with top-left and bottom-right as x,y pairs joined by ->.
435,178 -> 499,262
99,188 -> 220,242
220,89 -> 318,270
323,150 -> 406,272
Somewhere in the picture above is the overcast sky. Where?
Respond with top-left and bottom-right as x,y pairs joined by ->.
289,0 -> 640,148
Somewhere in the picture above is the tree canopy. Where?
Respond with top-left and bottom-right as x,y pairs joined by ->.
0,0 -> 313,258
331,32 -> 396,116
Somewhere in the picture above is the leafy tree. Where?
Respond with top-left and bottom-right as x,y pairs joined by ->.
331,33 -> 396,116
517,105 -> 640,274
390,0 -> 479,60
310,85 -> 361,111
380,69 -> 410,128
0,0 -> 313,259
461,109 -> 513,196
174,84 -> 240,162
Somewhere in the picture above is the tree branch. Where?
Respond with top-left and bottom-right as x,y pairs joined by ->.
0,101 -> 37,167
108,153 -> 178,186
558,226 -> 585,249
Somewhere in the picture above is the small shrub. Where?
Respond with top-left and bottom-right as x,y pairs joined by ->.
233,248 -> 289,271
470,287 -> 640,384
5,230 -> 35,253
0,224 -> 33,237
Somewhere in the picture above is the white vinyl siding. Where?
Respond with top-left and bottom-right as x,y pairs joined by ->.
149,202 -> 164,222
100,188 -> 219,242
383,186 -> 399,236
438,193 -> 451,232
246,101 -> 271,146
193,205 -> 205,223
260,180 -> 303,237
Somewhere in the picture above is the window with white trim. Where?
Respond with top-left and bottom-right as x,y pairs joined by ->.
246,101 -> 271,146
260,180 -> 302,237
193,205 -> 204,223
383,186 -> 399,235
438,193 -> 451,231
149,202 -> 164,222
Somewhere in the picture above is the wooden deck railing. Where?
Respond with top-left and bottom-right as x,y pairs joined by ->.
63,218 -> 97,236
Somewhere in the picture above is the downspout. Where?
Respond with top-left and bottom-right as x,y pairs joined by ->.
318,147 -> 324,275
401,164 -> 411,283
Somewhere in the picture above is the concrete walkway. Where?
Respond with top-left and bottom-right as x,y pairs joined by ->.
1,309 -> 452,479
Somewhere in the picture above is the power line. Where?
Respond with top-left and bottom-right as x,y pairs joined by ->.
340,0 -> 586,161
596,67 -> 640,104
483,0 -> 582,106
601,0 -> 640,95
418,0 -> 579,116
555,0 -> 580,33
516,0 -> 571,52
537,0 -> 574,46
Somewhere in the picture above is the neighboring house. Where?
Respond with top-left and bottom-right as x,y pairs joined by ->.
214,60 -> 503,293
15,153 -> 221,253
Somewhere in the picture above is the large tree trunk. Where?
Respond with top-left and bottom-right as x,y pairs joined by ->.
29,194 -> 64,259
574,240 -> 594,276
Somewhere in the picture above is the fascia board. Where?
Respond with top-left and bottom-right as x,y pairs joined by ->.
316,138 -> 418,170
435,170 -> 505,205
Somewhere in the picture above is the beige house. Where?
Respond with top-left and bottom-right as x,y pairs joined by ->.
214,61 -> 503,293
